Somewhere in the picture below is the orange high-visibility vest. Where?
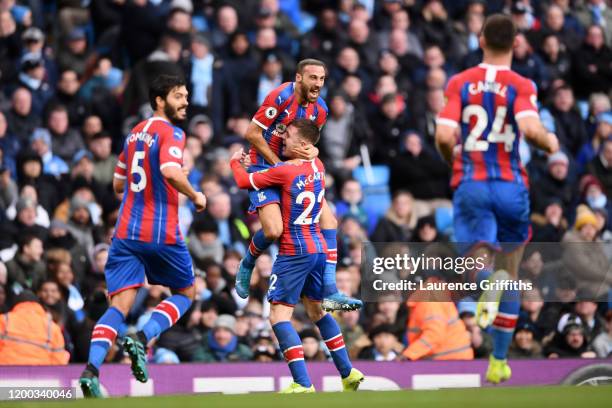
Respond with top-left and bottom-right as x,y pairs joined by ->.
0,302 -> 70,365
403,301 -> 474,360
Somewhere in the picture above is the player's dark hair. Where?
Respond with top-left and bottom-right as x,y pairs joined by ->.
481,14 -> 516,53
291,118 -> 320,145
297,58 -> 327,75
149,74 -> 186,110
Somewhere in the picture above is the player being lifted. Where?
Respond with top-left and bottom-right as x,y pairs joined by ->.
79,75 -> 207,397
231,119 -> 364,393
435,14 -> 559,384
237,58 -> 362,311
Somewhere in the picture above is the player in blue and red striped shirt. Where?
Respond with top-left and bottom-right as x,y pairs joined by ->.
79,75 -> 207,398
231,119 -> 364,393
435,15 -> 559,384
237,59 -> 362,312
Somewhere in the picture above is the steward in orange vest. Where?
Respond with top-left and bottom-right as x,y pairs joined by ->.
0,291 -> 70,365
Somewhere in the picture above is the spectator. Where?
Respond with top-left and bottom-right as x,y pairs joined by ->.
508,319 -> 543,359
531,151 -> 574,215
334,179 -> 376,234
371,190 -> 415,242
46,104 -> 85,162
320,91 -> 371,182
204,192 -> 249,254
458,300 -> 492,358
539,4 -> 582,52
357,323 -> 402,361
5,184 -> 50,229
156,303 -> 204,362
300,7 -> 347,67
511,33 -> 548,90
30,128 -> 69,178
574,293 -> 605,341
88,132 -> 117,188
549,85 -> 588,156
544,314 -> 597,358
369,92 -> 410,162
5,234 -> 45,294
211,5 -> 239,51
389,131 -> 450,201
538,33 -> 572,90
577,111 -> 612,171
0,290 -> 69,364
572,24 -> 612,98
575,0 -> 612,46
592,310 -> 612,357
11,196 -> 48,241
531,198 -> 567,242
300,328 -> 326,361
562,205 -> 612,299
587,137 -> 612,199
338,310 -> 367,358
15,150 -> 60,214
196,314 -> 252,362
5,87 -> 40,143
66,195 -> 95,254
14,53 -> 54,117
0,111 -> 20,178
51,69 -> 88,127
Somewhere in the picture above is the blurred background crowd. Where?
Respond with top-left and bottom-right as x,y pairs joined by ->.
0,0 -> 611,365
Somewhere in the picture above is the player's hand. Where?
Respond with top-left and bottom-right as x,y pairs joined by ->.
546,133 -> 560,154
230,148 -> 244,162
292,144 -> 318,160
192,192 -> 207,212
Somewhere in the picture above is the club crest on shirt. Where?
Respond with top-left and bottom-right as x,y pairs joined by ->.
309,115 -> 316,121
276,123 -> 287,133
258,191 -> 267,202
265,107 -> 278,119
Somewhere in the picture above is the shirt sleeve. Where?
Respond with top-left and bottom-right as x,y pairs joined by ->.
159,126 -> 185,171
114,150 -> 127,180
231,160 -> 291,190
252,86 -> 286,130
514,79 -> 539,120
436,76 -> 462,128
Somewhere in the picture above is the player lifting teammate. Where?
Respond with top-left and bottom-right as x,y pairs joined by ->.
231,119 -> 364,393
79,75 -> 206,397
435,14 -> 559,384
236,59 -> 362,311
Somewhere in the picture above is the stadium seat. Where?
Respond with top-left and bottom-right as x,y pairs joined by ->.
352,165 -> 392,220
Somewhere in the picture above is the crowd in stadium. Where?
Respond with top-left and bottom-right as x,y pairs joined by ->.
0,0 -> 611,365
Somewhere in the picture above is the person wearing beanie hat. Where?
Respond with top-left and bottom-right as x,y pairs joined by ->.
562,204 -> 611,301
30,128 -> 69,178
196,314 -> 252,362
574,204 -> 599,236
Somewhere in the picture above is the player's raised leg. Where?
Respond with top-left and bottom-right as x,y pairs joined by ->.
270,303 -> 315,393
303,297 -> 364,391
236,203 -> 283,298
319,201 -> 363,311
79,288 -> 136,398
125,285 -> 194,383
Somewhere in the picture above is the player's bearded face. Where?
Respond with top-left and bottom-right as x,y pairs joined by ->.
163,86 -> 189,124
297,66 -> 325,103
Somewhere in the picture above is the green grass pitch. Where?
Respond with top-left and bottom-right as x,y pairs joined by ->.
4,386 -> 612,408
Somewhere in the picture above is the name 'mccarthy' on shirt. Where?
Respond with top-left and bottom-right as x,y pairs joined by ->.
231,157 -> 328,255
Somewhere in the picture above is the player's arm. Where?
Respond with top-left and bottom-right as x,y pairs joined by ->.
159,129 -> 206,212
247,88 -> 290,165
245,121 -> 282,165
515,80 -> 559,154
113,150 -> 127,195
435,76 -> 461,166
230,149 -> 287,190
